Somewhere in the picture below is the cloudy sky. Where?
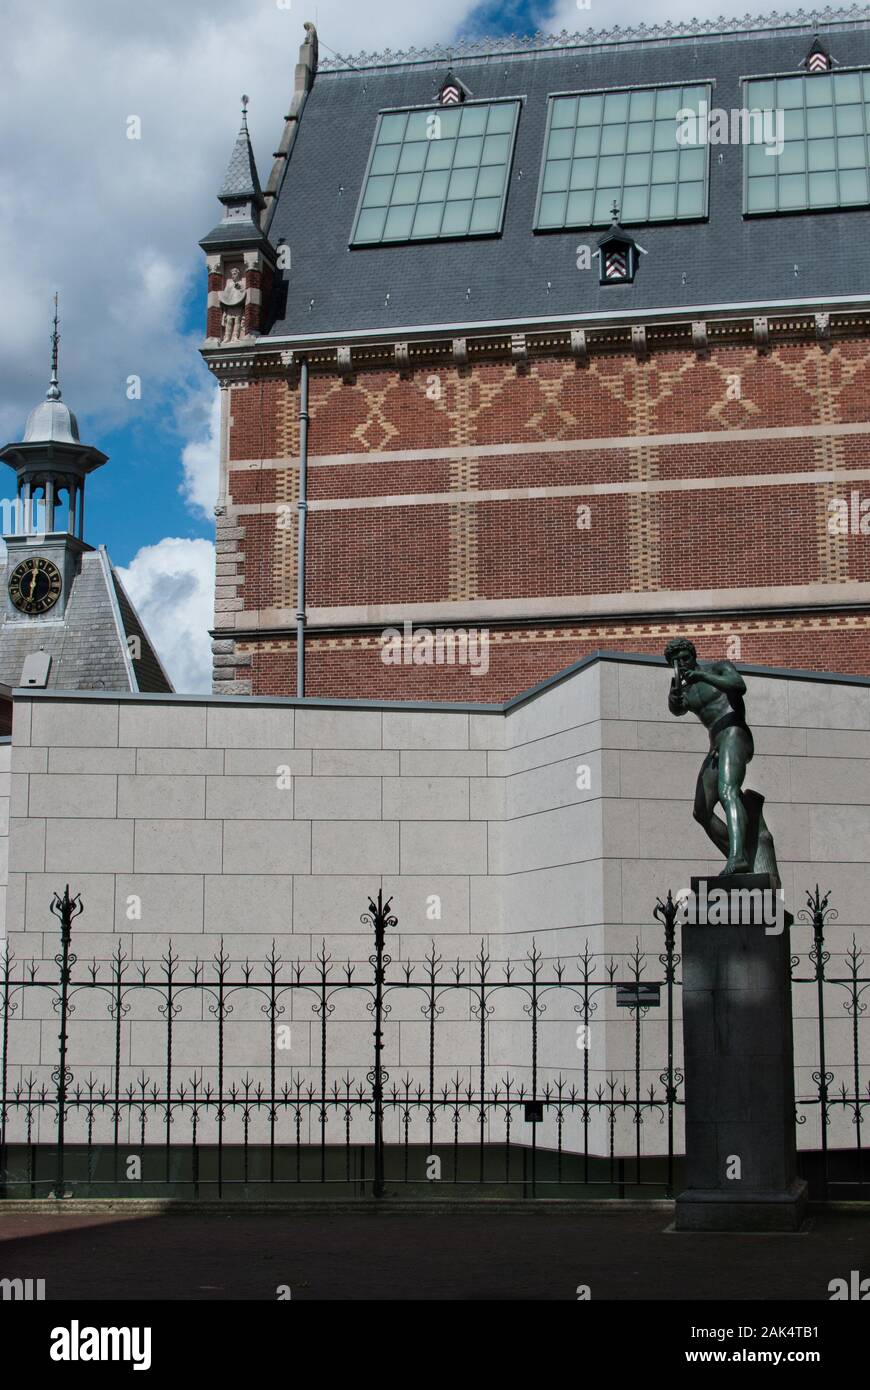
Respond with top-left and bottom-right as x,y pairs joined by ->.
2,0 -> 788,690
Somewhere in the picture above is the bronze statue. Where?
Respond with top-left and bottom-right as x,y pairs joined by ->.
664,637 -> 779,885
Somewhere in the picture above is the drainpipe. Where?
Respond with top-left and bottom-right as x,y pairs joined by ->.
296,358 -> 309,697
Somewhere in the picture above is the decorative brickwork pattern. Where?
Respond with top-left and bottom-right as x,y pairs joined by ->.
237,613 -> 870,702
213,339 -> 870,696
774,347 -> 867,587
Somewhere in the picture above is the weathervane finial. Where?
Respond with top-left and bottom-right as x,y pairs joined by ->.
47,292 -> 61,401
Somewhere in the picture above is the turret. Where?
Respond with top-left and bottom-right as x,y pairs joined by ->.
200,96 -> 278,344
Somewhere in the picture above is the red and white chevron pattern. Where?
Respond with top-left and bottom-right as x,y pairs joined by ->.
605,250 -> 628,279
440,85 -> 461,105
808,51 -> 830,72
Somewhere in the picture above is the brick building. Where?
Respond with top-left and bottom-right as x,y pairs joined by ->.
200,12 -> 870,701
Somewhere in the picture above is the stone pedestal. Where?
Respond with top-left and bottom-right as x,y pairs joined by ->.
675,873 -> 808,1232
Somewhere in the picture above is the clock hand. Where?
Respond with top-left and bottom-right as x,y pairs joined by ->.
27,562 -> 38,600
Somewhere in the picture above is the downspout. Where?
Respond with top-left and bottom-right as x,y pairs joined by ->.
296,358 -> 309,697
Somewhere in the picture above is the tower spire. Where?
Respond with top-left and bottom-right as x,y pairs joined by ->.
48,293 -> 61,401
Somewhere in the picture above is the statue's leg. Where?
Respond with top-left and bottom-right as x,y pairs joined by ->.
717,728 -> 752,875
693,753 -> 729,855
744,790 -> 781,887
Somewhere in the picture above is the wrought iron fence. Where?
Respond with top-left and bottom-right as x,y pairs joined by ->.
0,884 -> 866,1200
792,887 -> 870,1198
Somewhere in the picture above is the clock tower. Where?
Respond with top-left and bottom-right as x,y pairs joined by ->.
0,304 -> 106,627
0,305 -> 172,693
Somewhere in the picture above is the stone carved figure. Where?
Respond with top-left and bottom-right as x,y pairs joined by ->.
665,637 -> 780,886
219,267 -> 247,343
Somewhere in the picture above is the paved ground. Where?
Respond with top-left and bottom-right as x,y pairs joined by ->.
0,1202 -> 868,1301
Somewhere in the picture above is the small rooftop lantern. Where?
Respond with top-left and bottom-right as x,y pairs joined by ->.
805,37 -> 832,72
596,203 -> 645,285
439,70 -> 465,105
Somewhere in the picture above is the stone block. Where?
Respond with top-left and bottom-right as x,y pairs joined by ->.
224,749 -> 310,775
312,749 -> 399,777
206,705 -> 295,749
205,875 -> 292,935
48,747 -> 136,774
27,773 -> 116,819
788,680 -> 870,730
119,704 -> 207,748
294,776 -> 381,820
383,777 -> 469,821
132,820 -> 221,874
206,775 -> 295,820
45,818 -> 133,874
222,821 -> 311,875
135,748 -> 224,775
399,750 -> 486,777
11,747 -> 47,774
115,875 -> 205,934
311,821 -> 398,875
383,711 -> 468,750
32,701 -> 119,749
295,708 -> 381,749
289,877 -> 371,939
469,714 -> 504,750
400,821 -> 487,875
117,774 -> 205,819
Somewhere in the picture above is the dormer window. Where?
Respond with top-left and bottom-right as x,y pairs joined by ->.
805,38 -> 832,73
744,66 -> 870,214
351,99 -> 520,245
596,206 -> 644,284
535,83 -> 711,230
439,71 -> 465,106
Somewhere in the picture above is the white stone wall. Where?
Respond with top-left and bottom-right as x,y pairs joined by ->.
3,658 -> 868,1158
0,736 -> 10,940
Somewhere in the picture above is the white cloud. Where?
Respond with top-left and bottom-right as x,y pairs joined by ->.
116,538 -> 215,694
0,0 -> 483,439
180,387 -> 221,521
542,0 -> 788,35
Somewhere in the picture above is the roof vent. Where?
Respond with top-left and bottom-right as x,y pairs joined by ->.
805,37 -> 832,73
439,70 -> 465,105
20,652 -> 51,688
595,203 -> 645,286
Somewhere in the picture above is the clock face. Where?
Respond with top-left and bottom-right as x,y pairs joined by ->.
8,556 -> 63,615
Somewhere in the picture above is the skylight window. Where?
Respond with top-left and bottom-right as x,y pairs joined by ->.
535,84 -> 711,230
351,100 -> 520,245
744,69 -> 870,214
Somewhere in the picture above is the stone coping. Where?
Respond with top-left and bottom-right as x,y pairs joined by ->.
9,649 -> 870,718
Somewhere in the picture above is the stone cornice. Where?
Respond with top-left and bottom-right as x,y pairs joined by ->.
200,302 -> 870,381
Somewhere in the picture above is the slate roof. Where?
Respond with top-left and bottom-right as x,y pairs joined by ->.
264,14 -> 870,338
220,117 -> 265,202
0,547 -> 172,693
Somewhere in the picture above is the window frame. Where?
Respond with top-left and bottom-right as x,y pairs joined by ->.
349,96 -> 522,248
533,79 -> 714,232
741,65 -> 870,217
